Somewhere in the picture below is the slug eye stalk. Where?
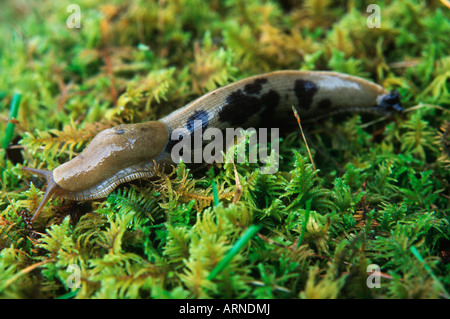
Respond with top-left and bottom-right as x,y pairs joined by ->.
22,167 -> 61,222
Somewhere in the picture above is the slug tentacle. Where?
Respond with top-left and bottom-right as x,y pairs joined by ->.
22,70 -> 402,222
21,167 -> 62,222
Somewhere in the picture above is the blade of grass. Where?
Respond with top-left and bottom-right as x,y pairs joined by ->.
208,224 -> 262,280
207,168 -> 219,206
56,289 -> 80,299
297,198 -> 312,248
2,91 -> 22,150
1,91 -> 22,186
410,246 -> 449,299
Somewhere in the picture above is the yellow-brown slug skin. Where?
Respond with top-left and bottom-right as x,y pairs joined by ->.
23,70 -> 402,221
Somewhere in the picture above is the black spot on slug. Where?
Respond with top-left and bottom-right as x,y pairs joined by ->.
219,89 -> 280,126
219,90 -> 260,126
164,111 -> 210,156
244,78 -> 268,95
260,90 -> 281,125
318,98 -> 332,110
294,79 -> 318,110
186,110 -> 209,134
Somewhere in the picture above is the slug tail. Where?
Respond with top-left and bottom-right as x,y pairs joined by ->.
22,167 -> 61,222
377,90 -> 403,114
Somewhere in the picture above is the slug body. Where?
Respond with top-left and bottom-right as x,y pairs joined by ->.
23,70 -> 402,221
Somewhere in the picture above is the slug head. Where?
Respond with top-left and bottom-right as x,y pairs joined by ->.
23,121 -> 169,222
52,121 -> 169,192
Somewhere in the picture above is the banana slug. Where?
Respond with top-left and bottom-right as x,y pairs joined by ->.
23,70 -> 402,222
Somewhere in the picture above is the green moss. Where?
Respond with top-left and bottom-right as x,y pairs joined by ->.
0,0 -> 449,299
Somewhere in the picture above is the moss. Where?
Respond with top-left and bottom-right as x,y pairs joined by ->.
0,0 -> 449,299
